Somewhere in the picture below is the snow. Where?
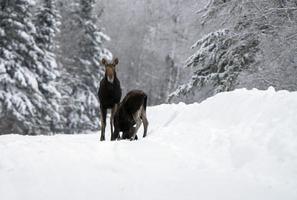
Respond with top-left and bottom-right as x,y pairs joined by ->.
40,84 -> 61,98
14,67 -> 39,92
96,31 -> 111,42
28,0 -> 36,4
1,88 -> 297,200
190,29 -> 230,50
0,28 -> 5,37
0,91 -> 35,120
0,62 -> 6,73
18,30 -> 34,45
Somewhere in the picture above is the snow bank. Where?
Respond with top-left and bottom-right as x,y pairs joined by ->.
1,88 -> 297,200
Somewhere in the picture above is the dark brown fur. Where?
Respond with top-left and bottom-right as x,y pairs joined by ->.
113,90 -> 149,140
98,58 -> 121,141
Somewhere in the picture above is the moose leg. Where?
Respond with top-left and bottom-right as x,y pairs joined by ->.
128,127 -> 136,140
130,106 -> 143,140
110,104 -> 118,141
141,108 -> 149,138
112,128 -> 120,141
100,108 -> 107,141
130,120 -> 141,140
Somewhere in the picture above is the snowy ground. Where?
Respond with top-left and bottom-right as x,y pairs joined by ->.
1,88 -> 297,200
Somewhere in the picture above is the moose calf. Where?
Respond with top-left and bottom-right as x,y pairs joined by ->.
113,90 -> 149,140
98,58 -> 121,141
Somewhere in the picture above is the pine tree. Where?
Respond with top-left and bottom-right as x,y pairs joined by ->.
78,0 -> 111,93
35,0 -> 60,52
169,0 -> 297,103
34,0 -> 64,132
0,0 -> 61,134
169,29 -> 260,102
57,0 -> 111,132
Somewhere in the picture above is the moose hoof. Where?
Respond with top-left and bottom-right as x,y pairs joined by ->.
130,135 -> 138,141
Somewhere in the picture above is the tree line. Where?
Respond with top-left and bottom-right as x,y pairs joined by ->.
0,0 -> 110,134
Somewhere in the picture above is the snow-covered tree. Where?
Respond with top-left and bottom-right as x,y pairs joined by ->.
169,29 -> 260,102
34,0 -> 64,132
35,0 -> 60,52
77,0 -> 111,92
0,0 -> 61,134
56,0 -> 111,133
170,0 -> 297,103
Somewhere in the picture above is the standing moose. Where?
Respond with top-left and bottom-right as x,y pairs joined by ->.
98,58 -> 121,141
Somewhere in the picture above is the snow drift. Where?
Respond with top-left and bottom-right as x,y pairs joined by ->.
1,88 -> 297,200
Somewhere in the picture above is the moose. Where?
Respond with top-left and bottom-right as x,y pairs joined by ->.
113,90 -> 149,141
98,57 -> 121,141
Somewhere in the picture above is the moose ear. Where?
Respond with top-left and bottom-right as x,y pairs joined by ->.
113,58 -> 119,65
101,58 -> 107,66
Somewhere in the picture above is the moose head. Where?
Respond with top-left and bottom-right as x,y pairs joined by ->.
102,58 -> 119,83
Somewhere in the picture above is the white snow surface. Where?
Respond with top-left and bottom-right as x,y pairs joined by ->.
1,88 -> 297,200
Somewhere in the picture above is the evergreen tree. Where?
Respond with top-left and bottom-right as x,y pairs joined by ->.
57,0 -> 111,132
34,0 -> 64,132
0,0 -> 60,134
35,0 -> 60,52
169,29 -> 260,102
170,0 -> 297,103
78,0 -> 111,93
